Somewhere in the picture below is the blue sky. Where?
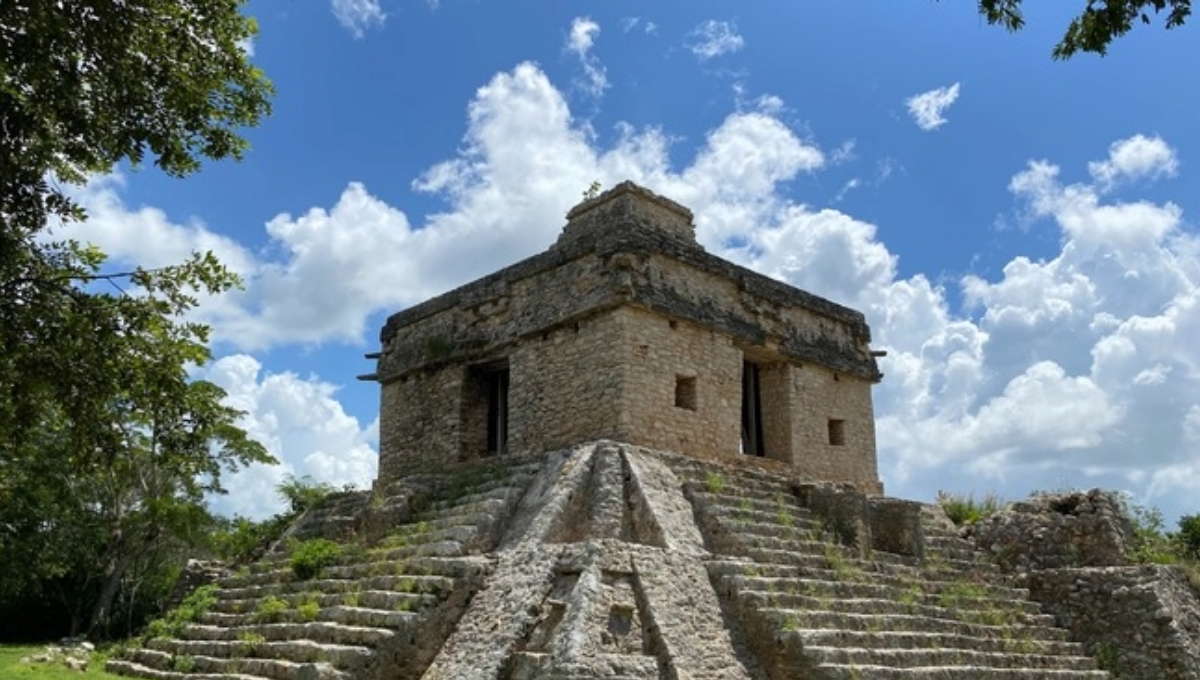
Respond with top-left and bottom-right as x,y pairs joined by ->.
65,1 -> 1200,522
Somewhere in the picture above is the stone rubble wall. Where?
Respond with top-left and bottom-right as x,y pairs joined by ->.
1027,565 -> 1200,680
969,488 -> 1135,572
965,489 -> 1200,680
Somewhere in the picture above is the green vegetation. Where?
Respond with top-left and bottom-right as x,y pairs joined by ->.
290,539 -> 343,581
966,0 -> 1192,58
937,491 -> 1004,527
0,645 -> 124,679
169,655 -> 196,673
143,585 -> 219,640
1,0 -> 274,641
704,471 -> 726,494
252,596 -> 288,624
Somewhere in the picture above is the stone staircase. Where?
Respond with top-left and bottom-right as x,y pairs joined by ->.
670,459 -> 1110,680
108,455 -> 545,680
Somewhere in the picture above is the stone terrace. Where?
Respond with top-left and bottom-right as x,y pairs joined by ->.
109,444 -> 1117,680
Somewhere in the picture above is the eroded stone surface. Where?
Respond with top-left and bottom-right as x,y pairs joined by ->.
108,444 -> 1200,680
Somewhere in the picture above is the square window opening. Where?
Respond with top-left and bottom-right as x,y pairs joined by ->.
828,419 -> 846,447
675,375 -> 697,410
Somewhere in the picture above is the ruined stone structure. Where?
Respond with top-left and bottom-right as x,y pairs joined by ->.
365,182 -> 883,493
106,184 -> 1200,680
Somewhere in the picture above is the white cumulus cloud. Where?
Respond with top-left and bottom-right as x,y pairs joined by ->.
688,20 -> 744,61
1088,134 -> 1180,190
61,66 -> 1200,526
566,17 -> 608,97
905,83 -> 961,131
331,0 -> 385,38
201,355 -> 378,520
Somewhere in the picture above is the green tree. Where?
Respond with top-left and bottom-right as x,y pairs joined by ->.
0,0 -> 276,639
974,0 -> 1191,58
0,309 -> 274,638
1,0 -> 272,465
1176,513 -> 1200,560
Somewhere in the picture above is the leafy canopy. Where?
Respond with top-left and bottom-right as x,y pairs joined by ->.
0,0 -> 276,639
975,0 -> 1192,58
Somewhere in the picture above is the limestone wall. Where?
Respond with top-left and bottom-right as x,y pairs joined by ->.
615,307 -> 742,461
507,314 -> 626,455
377,367 -> 463,482
790,366 -> 879,492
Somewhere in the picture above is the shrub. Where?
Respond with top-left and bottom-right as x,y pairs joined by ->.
143,585 -> 219,639
253,595 -> 289,623
290,539 -> 343,580
937,491 -> 1003,526
1176,514 -> 1200,560
1126,500 -> 1178,565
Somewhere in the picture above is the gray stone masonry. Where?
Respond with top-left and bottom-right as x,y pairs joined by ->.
367,181 -> 883,493
962,489 -> 1200,680
111,443 -> 1144,680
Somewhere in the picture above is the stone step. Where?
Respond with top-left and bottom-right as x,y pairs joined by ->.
686,487 -> 810,515
106,658 -> 273,680
146,637 -> 371,668
326,555 -> 486,581
375,521 -> 480,547
724,547 -> 1001,584
728,534 -> 923,568
804,645 -> 1098,671
415,496 -> 511,524
670,458 -> 795,489
217,574 -> 454,601
508,651 -> 661,680
178,622 -> 395,647
737,589 -> 1043,624
792,628 -> 1086,656
720,574 -> 1041,612
815,664 -> 1109,680
123,648 -> 349,680
221,552 -> 479,588
763,608 -> 1069,641
200,604 -> 422,629
211,589 -> 437,616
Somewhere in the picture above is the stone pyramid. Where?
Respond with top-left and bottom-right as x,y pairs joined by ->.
108,441 -> 1121,680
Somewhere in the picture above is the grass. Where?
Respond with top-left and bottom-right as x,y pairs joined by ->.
937,491 -> 1003,527
0,645 -> 125,680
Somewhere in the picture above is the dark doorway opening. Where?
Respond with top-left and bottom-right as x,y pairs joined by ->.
485,368 -> 510,455
741,361 -> 765,457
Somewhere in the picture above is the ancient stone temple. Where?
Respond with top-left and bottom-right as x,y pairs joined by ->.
108,183 -> 1200,680
364,181 -> 884,493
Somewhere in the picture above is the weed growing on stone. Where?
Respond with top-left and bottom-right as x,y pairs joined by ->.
936,491 -> 1003,527
343,588 -> 362,607
143,585 -> 219,639
296,592 -> 321,622
823,544 -> 862,582
1095,642 -> 1125,678
297,601 -> 320,622
704,471 -> 726,494
169,655 -> 196,673
236,631 -> 266,658
290,538 -> 343,580
252,595 -> 289,624
937,580 -> 987,610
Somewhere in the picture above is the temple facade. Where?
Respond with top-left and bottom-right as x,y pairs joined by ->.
362,182 -> 884,493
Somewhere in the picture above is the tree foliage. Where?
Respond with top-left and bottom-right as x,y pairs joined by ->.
0,0 -> 275,639
975,0 -> 1192,58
